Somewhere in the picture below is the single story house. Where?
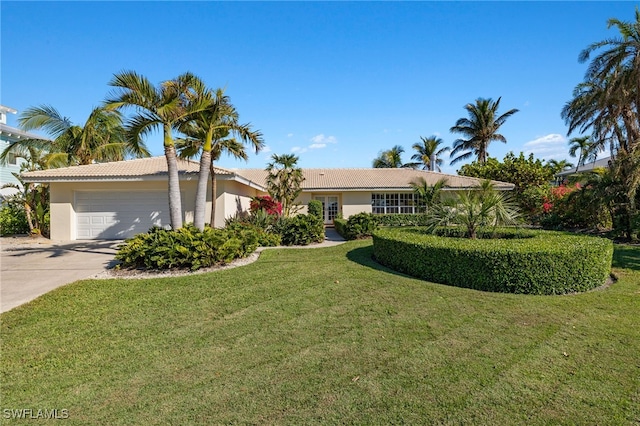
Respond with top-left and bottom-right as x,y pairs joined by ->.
556,156 -> 611,179
21,156 -> 515,241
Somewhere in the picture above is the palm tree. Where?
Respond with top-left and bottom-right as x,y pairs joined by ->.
577,8 -> 640,150
449,97 -> 519,165
568,136 -> 599,172
106,71 -> 209,229
177,87 -> 264,230
411,136 -> 450,171
372,145 -> 418,168
410,177 -> 448,212
0,105 -> 147,167
266,154 -> 304,217
546,159 -> 574,175
426,180 -> 520,239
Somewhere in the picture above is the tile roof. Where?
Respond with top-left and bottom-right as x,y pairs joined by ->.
21,157 -> 515,190
21,157 -> 234,181
234,168 -> 515,191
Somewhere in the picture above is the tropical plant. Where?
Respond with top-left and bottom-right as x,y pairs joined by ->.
372,145 -> 418,168
176,86 -> 264,230
411,136 -> 450,171
410,177 -> 448,212
562,9 -> 640,238
106,71 -> 209,229
426,180 -> 520,239
265,154 -> 305,217
250,195 -> 282,216
546,159 -> 574,175
568,136 -> 600,171
449,97 -> 519,165
0,105 -> 147,167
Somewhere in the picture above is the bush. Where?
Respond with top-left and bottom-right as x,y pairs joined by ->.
225,221 -> 282,247
376,213 -> 430,227
0,204 -> 29,236
273,214 -> 324,246
333,213 -> 379,240
372,227 -> 613,295
250,195 -> 282,216
307,200 -> 323,220
115,224 -> 259,271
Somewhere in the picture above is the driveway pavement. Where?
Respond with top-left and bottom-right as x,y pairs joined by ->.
1,238 -> 120,313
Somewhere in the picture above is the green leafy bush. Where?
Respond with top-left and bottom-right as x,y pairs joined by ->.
307,200 -> 323,220
0,204 -> 30,236
376,213 -> 430,227
116,224 -> 259,271
273,214 -> 324,246
373,227 -> 613,295
225,221 -> 282,247
334,213 -> 379,240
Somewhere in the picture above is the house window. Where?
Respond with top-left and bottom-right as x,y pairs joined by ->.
371,193 -> 416,214
7,153 -> 16,165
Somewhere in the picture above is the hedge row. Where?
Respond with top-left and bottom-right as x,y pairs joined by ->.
372,227 -> 613,295
376,213 -> 431,227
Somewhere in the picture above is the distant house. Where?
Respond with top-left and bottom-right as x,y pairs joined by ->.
556,156 -> 611,179
21,157 -> 515,241
0,105 -> 50,198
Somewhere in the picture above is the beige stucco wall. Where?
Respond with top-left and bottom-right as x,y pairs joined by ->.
214,180 -> 264,227
341,191 -> 372,217
49,179 -> 209,241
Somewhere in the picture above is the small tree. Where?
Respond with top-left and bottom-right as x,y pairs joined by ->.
250,195 -> 282,216
266,154 -> 304,217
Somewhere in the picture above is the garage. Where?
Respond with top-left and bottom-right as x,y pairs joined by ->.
75,190 -> 171,240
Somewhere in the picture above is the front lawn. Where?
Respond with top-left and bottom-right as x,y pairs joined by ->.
1,241 -> 639,424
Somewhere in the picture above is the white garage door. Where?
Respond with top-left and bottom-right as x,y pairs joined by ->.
75,191 -> 171,240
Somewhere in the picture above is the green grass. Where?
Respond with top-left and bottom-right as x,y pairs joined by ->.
1,241 -> 639,424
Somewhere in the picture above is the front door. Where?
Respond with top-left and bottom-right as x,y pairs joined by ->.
313,195 -> 339,225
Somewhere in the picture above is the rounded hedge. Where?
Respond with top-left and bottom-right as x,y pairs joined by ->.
372,227 -> 613,295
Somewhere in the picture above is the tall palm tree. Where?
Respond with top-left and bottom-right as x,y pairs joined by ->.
106,71 -> 209,229
411,136 -> 450,171
177,87 -> 264,230
0,105 -> 146,167
372,145 -> 418,168
568,136 -> 599,172
449,97 -> 519,165
266,154 -> 304,217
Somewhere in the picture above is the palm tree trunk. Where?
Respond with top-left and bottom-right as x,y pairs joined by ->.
194,150 -> 211,231
164,143 -> 183,230
210,163 -> 217,227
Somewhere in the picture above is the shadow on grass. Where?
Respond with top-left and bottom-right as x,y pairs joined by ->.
612,245 -> 640,271
346,245 -> 414,280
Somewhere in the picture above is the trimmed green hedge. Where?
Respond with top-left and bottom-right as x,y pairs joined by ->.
372,227 -> 613,295
333,213 -> 379,240
376,213 -> 431,227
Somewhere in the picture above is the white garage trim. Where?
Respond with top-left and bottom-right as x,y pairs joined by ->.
74,190 -> 176,240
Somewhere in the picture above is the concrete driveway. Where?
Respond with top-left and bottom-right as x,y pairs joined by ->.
1,238 -> 120,313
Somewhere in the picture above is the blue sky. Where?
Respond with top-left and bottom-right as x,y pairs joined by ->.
1,1 -> 634,174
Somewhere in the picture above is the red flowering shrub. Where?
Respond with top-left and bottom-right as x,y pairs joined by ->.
250,196 -> 282,216
542,183 -> 580,213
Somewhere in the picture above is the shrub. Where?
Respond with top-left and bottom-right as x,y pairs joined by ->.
334,218 -> 349,239
273,214 -> 324,246
0,204 -> 29,236
332,213 -> 379,240
250,195 -> 282,216
225,221 -> 281,247
307,200 -> 323,220
376,213 -> 430,227
116,224 -> 259,271
373,227 -> 613,295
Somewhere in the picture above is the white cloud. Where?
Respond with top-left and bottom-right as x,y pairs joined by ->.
291,146 -> 307,154
261,145 -> 272,154
309,143 -> 326,149
523,134 -> 568,160
310,134 -> 337,144
287,133 -> 294,138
